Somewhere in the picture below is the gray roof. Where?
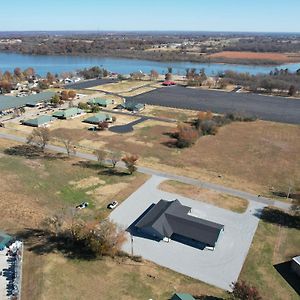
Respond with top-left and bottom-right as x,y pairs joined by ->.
293,256 -> 300,265
136,199 -> 224,246
0,92 -> 55,112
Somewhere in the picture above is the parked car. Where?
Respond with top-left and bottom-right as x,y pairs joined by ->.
107,201 -> 118,209
76,202 -> 89,209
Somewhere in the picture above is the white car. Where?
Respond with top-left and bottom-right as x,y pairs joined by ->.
107,201 -> 118,209
76,202 -> 89,209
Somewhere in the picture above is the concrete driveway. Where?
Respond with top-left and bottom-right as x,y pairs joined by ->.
110,175 -> 265,291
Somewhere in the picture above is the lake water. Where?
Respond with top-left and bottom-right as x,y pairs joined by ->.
0,52 -> 300,76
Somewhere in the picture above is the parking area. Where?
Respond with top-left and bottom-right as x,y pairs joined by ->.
65,78 -> 117,90
127,86 -> 300,124
110,175 -> 265,290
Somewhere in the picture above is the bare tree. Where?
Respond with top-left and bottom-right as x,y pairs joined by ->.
94,149 -> 107,165
52,129 -> 77,157
110,150 -> 121,168
27,127 -> 50,152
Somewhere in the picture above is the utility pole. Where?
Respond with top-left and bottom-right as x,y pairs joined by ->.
130,234 -> 134,257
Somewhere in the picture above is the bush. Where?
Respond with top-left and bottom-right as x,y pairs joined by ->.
176,123 -> 199,148
131,255 -> 143,263
200,120 -> 219,135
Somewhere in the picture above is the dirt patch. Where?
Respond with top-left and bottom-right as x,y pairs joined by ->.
159,180 -> 248,213
69,176 -> 106,189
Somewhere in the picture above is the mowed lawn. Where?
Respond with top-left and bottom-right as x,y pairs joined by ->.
99,119 -> 300,196
0,139 -> 225,300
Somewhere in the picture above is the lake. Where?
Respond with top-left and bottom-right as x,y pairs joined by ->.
0,52 -> 300,76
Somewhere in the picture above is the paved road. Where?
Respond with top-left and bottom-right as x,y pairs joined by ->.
127,86 -> 300,124
109,117 -> 147,133
0,131 -> 291,210
65,78 -> 118,90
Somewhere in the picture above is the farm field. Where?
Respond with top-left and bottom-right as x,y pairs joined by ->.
208,51 -> 300,63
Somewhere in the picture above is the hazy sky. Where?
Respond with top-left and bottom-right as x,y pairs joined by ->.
1,0 -> 299,32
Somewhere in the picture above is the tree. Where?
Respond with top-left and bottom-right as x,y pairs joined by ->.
122,154 -> 139,174
176,123 -> 199,148
288,85 -> 296,96
38,80 -> 49,90
98,121 -> 109,131
228,281 -> 262,300
150,69 -> 159,81
52,129 -> 77,157
109,150 -> 121,168
78,102 -> 89,110
165,72 -> 172,81
46,72 -> 56,84
68,90 -> 77,99
27,127 -> 50,152
23,67 -> 35,79
167,67 -> 173,74
94,149 -> 107,165
91,105 -> 100,113
14,67 -> 24,81
50,94 -> 61,107
61,90 -> 69,100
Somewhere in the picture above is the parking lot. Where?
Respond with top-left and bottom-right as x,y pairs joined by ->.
110,175 -> 265,290
127,86 -> 300,124
65,78 -> 117,90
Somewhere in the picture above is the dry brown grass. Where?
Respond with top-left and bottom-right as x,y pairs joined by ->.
22,252 -> 225,300
208,51 -> 300,62
159,180 -> 248,213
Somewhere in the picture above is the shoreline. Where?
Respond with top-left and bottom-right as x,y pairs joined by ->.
1,50 -> 299,67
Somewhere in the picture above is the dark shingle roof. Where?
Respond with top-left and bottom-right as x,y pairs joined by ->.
136,199 -> 224,246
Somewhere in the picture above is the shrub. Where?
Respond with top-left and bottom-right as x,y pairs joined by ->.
200,120 -> 219,135
176,123 -> 199,148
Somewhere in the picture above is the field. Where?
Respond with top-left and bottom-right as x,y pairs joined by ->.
0,139 -> 225,300
159,180 -> 248,213
240,209 -> 300,300
208,51 -> 300,63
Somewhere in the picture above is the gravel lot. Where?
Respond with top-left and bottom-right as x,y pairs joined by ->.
127,86 -> 300,124
110,175 -> 265,290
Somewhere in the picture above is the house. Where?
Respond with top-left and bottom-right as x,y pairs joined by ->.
88,98 -> 113,107
53,107 -> 84,119
22,115 -> 55,127
83,113 -> 113,124
171,293 -> 196,300
135,199 -> 224,249
0,92 -> 55,114
291,256 -> 300,277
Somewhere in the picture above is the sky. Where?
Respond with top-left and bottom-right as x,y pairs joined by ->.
0,0 -> 300,32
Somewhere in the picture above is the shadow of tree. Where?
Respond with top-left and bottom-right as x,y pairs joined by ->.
15,228 -> 97,260
254,207 -> 300,229
73,160 -> 130,176
4,145 -> 67,161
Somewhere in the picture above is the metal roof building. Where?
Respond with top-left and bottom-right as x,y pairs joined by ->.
135,199 -> 224,248
52,107 -> 84,119
83,113 -> 112,124
22,115 -> 55,127
88,98 -> 113,107
0,92 -> 55,113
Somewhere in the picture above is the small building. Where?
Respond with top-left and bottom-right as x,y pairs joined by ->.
0,232 -> 13,251
291,256 -> 300,277
88,98 -> 113,107
171,293 -> 195,300
0,92 -> 55,114
124,102 -> 145,112
135,199 -> 224,250
53,107 -> 84,119
22,115 -> 55,127
83,113 -> 112,124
